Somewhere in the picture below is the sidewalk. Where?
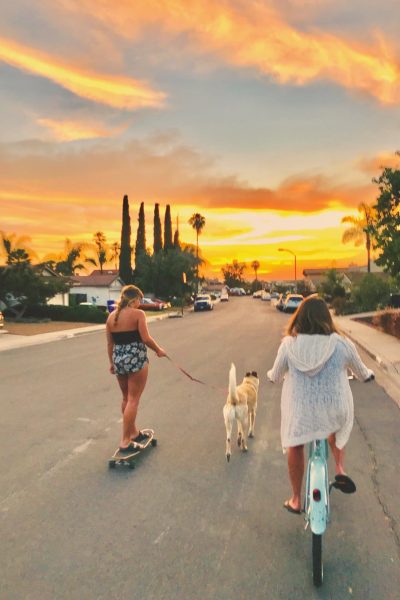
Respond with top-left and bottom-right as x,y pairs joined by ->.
0,313 -> 171,353
335,312 -> 400,408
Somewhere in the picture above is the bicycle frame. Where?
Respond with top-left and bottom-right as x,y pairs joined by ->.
304,439 -> 330,535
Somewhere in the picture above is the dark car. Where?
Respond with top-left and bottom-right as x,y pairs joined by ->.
194,294 -> 213,312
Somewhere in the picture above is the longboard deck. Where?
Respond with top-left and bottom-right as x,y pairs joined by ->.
109,428 -> 157,469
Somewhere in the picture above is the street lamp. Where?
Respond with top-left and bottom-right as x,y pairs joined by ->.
278,248 -> 297,289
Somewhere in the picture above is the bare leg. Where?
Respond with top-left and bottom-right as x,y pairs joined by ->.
287,445 -> 304,511
116,375 -> 128,414
120,365 -> 148,447
328,433 -> 345,476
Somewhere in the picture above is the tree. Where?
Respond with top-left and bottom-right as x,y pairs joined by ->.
370,159 -> 400,281
110,242 -> 120,270
135,202 -> 146,259
318,269 -> 346,301
86,231 -> 109,273
43,238 -> 87,275
153,203 -> 163,254
119,195 -> 133,284
0,263 -> 69,319
0,232 -> 37,265
174,216 -> 181,250
163,205 -> 174,251
341,202 -> 376,273
251,260 -> 260,281
221,260 -> 247,288
188,213 -> 206,291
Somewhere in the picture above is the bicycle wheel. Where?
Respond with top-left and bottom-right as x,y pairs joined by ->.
312,533 -> 323,587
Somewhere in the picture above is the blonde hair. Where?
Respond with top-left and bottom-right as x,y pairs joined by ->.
114,285 -> 143,324
285,295 -> 341,336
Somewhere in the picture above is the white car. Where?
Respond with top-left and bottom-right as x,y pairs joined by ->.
261,291 -> 271,301
253,290 -> 262,298
283,294 -> 304,313
220,292 -> 229,302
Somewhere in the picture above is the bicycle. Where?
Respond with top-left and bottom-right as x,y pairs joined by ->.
303,438 -> 330,587
304,374 -> 374,587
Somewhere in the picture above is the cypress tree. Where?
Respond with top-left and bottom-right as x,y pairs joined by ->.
119,194 -> 133,284
163,204 -> 173,251
153,203 -> 163,254
135,202 -> 146,258
173,215 -> 181,250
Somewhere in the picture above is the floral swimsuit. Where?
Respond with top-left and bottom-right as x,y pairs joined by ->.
111,330 -> 149,375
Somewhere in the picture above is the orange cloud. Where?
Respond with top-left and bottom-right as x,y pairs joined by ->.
0,137 -> 375,213
68,0 -> 400,104
0,36 -> 166,109
357,151 -> 400,175
36,118 -> 127,141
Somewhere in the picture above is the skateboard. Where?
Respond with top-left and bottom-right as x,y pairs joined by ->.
108,428 -> 157,469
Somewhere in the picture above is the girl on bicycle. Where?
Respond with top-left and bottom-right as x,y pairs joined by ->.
267,295 -> 374,514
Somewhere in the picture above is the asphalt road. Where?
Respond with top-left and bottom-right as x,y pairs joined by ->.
1,298 -> 399,600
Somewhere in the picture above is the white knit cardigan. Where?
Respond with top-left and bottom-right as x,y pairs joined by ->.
267,333 -> 373,450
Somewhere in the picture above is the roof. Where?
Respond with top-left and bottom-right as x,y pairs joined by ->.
71,273 -> 124,287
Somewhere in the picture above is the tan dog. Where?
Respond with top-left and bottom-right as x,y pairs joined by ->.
223,363 -> 260,462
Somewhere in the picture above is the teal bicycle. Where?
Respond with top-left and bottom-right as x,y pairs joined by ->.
304,373 -> 373,586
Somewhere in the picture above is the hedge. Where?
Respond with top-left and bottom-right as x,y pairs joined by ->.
23,304 -> 108,323
372,309 -> 400,339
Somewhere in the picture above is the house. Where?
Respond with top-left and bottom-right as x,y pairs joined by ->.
69,270 -> 125,307
32,264 -> 70,306
303,264 -> 387,293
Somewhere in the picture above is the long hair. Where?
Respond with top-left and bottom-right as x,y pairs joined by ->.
114,285 -> 143,324
285,296 -> 341,336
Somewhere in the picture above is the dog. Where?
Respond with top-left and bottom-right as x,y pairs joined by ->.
223,363 -> 259,462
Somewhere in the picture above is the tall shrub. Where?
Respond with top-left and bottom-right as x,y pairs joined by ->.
119,195 -> 133,284
153,203 -> 163,254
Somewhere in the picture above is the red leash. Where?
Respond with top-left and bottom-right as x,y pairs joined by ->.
166,355 -> 227,393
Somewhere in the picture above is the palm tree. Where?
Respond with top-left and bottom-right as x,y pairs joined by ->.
251,260 -> 260,281
188,213 -> 206,292
341,203 -> 376,273
43,238 -> 87,275
86,231 -> 109,273
110,242 -> 120,270
0,231 -> 37,265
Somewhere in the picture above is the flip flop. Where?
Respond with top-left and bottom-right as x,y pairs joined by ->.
331,474 -> 357,494
283,500 -> 302,515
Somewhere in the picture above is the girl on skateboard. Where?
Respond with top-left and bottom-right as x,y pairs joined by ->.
106,285 -> 167,452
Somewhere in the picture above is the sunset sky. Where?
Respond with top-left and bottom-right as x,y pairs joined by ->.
1,0 -> 400,279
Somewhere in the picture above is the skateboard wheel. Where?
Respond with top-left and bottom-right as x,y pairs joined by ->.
109,460 -> 116,469
151,438 -> 158,447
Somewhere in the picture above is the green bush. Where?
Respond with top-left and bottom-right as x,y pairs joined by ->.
351,274 -> 391,312
24,304 -> 107,323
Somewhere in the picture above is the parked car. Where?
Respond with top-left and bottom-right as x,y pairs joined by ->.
0,310 -> 4,328
253,290 -> 262,298
270,292 -> 279,299
230,287 -> 246,296
140,297 -> 167,311
220,291 -> 229,302
283,294 -> 304,313
261,290 -> 271,301
194,294 -> 213,311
